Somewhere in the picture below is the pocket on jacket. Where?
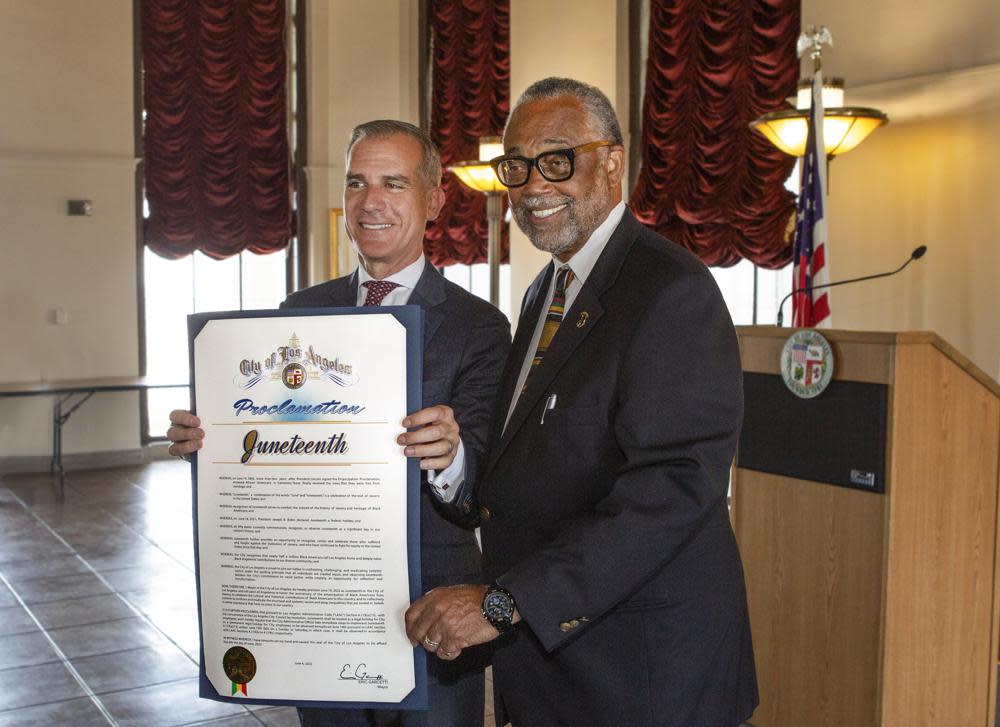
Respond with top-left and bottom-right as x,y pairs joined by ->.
540,404 -> 602,427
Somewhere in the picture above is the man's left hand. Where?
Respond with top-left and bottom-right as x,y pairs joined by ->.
405,585 -> 499,660
398,405 -> 460,470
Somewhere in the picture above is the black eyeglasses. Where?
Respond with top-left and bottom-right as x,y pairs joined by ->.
489,140 -> 616,188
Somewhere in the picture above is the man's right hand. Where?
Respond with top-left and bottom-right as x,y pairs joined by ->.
166,409 -> 205,457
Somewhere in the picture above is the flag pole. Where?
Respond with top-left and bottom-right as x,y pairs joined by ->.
790,27 -> 833,328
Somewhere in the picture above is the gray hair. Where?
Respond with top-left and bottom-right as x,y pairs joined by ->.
346,120 -> 442,188
508,77 -> 624,145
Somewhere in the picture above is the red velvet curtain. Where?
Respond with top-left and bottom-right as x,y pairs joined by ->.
630,0 -> 799,268
142,0 -> 291,260
425,0 -> 510,266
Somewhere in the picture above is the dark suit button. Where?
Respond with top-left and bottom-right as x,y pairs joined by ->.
559,622 -> 572,632
479,505 -> 492,522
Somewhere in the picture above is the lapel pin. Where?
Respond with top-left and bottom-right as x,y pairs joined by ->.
576,311 -> 589,329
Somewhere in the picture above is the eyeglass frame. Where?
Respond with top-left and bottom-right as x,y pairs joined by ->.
489,140 -> 618,188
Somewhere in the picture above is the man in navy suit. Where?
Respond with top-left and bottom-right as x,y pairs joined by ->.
168,120 -> 510,727
405,78 -> 758,726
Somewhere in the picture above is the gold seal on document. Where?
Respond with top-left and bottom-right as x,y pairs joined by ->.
223,646 -> 257,685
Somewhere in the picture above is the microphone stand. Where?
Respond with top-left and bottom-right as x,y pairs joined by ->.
776,246 -> 927,327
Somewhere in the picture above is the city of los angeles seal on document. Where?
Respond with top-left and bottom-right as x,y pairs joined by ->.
223,646 -> 257,696
238,333 -> 357,391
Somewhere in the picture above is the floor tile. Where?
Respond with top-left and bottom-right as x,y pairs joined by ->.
0,660 -> 86,710
122,582 -> 198,613
0,583 -> 18,608
30,593 -> 137,630
0,606 -> 37,637
0,478 -> 71,508
47,617 -> 170,660
0,631 -> 60,670
71,644 -> 197,694
28,503 -> 115,527
0,696 -> 114,727
0,539 -> 73,568
13,572 -> 112,605
187,714 -> 266,726
255,707 -> 304,726
0,518 -> 52,541
102,561 -> 192,592
63,531 -> 151,555
100,678 -> 248,727
0,554 -> 90,582
48,520 -> 130,543
84,543 -> 181,572
143,605 -> 201,654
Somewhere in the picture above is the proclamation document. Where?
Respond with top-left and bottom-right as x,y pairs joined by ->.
189,307 -> 426,710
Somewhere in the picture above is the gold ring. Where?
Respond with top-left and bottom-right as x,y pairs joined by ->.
423,636 -> 440,649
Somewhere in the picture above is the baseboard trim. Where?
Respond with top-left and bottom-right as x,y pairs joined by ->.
0,444 -> 173,475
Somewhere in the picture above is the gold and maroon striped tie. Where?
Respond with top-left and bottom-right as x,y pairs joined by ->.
529,265 -> 574,373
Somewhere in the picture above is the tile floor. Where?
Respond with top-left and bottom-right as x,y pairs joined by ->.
0,461 -> 495,727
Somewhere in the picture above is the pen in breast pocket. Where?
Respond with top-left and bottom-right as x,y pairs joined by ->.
540,394 -> 557,424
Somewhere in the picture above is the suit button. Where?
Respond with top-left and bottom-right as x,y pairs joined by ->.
479,505 -> 492,522
559,622 -> 572,632
570,619 -> 579,628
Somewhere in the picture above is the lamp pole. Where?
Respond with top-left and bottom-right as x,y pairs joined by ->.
448,136 -> 507,308
485,193 -> 502,307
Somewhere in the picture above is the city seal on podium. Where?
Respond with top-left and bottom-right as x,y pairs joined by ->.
780,330 -> 834,399
223,646 -> 257,696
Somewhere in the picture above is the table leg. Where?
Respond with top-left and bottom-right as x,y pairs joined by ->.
50,391 -> 95,498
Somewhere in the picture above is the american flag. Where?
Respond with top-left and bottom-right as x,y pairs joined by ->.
792,69 -> 831,327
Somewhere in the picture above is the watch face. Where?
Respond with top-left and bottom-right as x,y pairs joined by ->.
484,590 -> 512,621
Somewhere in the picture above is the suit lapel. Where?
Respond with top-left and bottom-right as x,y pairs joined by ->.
334,262 -> 445,348
327,271 -> 359,307
488,264 -> 553,441
406,261 -> 447,356
488,211 -> 640,467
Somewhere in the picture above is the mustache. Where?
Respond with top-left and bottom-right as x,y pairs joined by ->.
515,195 -> 573,211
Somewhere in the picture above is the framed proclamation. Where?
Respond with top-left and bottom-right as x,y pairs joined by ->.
188,306 -> 427,710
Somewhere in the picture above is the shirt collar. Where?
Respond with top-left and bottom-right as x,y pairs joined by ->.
553,201 -> 626,284
357,255 -> 426,290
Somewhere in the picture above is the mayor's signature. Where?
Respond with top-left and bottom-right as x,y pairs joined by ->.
339,663 -> 385,683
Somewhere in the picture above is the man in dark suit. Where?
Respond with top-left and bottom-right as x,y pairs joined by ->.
404,78 -> 758,727
168,120 -> 511,727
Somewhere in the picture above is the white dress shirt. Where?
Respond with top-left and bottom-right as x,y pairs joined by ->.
357,256 -> 465,501
503,201 -> 627,432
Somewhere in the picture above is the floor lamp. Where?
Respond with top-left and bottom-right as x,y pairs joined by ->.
447,137 -> 506,307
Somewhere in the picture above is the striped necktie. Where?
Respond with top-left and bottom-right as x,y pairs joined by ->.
362,280 -> 400,306
530,265 -> 575,371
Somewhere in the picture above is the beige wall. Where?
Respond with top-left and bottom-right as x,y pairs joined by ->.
303,0 -> 420,288
802,0 -> 1000,87
823,108 -> 1000,380
506,0 -> 631,318
803,0 -> 1000,379
0,2 -> 140,457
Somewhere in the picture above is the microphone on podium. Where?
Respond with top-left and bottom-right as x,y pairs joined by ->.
776,245 -> 928,327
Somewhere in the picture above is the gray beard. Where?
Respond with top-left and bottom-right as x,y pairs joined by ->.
511,196 -> 582,255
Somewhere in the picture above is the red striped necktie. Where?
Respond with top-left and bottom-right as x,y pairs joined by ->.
362,280 -> 401,306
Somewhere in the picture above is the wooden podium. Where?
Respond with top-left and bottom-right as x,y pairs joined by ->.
731,328 -> 1000,727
